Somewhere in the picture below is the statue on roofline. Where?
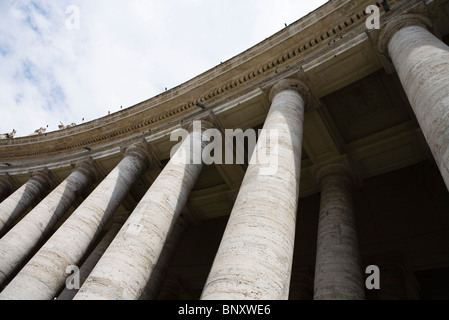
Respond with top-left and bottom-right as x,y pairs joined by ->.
0,129 -> 17,140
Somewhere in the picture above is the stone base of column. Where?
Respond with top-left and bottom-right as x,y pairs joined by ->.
201,79 -> 308,300
139,215 -> 190,300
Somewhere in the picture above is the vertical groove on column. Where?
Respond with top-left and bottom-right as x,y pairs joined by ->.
0,143 -> 151,300
74,128 -> 209,300
0,160 -> 99,287
0,170 -> 51,237
201,80 -> 306,300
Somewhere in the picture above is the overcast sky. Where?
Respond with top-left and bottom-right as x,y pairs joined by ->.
0,0 -> 327,137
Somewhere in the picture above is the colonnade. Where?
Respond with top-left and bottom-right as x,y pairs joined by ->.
0,14 -> 448,300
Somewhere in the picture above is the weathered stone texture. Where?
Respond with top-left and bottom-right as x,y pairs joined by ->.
0,171 -> 51,236
201,83 -> 306,300
0,144 -> 150,300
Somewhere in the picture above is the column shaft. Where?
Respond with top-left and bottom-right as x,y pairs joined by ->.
0,143 -> 151,300
57,211 -> 129,300
289,267 -> 313,300
387,23 -> 449,190
0,161 -> 97,287
201,81 -> 306,300
0,171 -> 51,236
139,215 -> 189,300
313,160 -> 364,300
75,129 -> 207,300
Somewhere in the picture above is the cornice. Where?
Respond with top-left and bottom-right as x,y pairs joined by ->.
0,0 -> 420,167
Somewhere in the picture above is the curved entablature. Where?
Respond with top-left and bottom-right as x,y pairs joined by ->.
0,0 -> 407,170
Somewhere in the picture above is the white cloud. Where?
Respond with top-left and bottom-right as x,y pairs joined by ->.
0,0 -> 327,137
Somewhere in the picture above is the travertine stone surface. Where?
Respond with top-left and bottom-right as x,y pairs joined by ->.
312,157 -> 364,300
0,170 -> 51,237
0,143 -> 151,300
139,215 -> 189,300
0,160 -> 98,287
74,126 -> 210,300
385,18 -> 449,191
57,211 -> 129,300
201,80 -> 306,300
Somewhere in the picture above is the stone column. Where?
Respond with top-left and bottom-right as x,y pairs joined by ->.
0,170 -> 52,236
57,211 -> 130,300
201,79 -> 308,300
0,159 -> 99,287
378,14 -> 449,190
0,174 -> 14,203
74,122 -> 213,300
0,142 -> 152,300
311,156 -> 364,300
139,215 -> 189,300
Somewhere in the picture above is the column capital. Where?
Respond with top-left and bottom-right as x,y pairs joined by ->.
74,158 -> 102,184
185,112 -> 217,133
268,78 -> 311,105
29,168 -> 53,189
377,13 -> 433,56
186,119 -> 215,133
0,174 -> 15,194
309,155 -> 362,190
123,140 -> 155,170
184,114 -> 219,144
